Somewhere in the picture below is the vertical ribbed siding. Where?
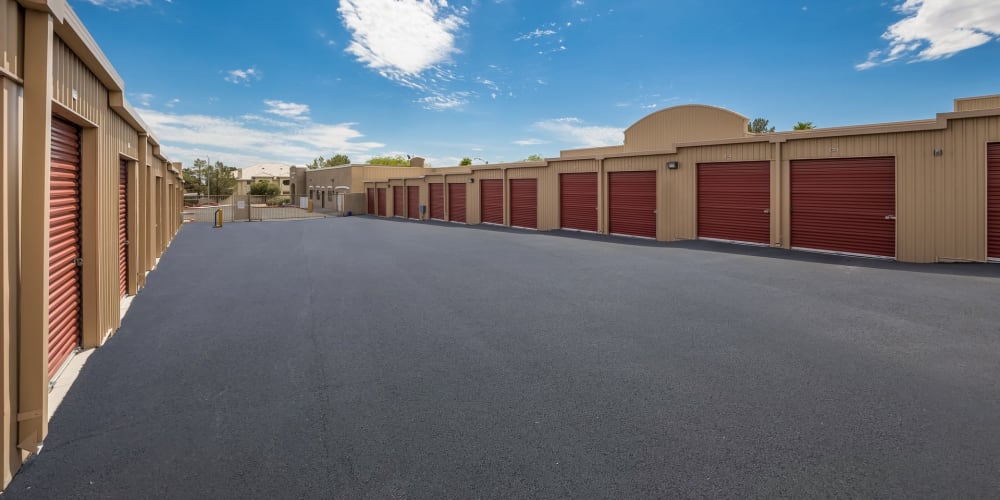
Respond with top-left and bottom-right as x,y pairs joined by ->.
407,186 -> 419,219
509,178 -> 537,229
480,179 -> 503,225
393,186 -> 404,217
608,171 -> 657,238
367,188 -> 375,214
790,157 -> 896,257
49,116 -> 81,379
118,160 -> 127,298
559,173 -> 597,231
448,183 -> 466,223
377,188 -> 386,216
697,161 -> 770,244
988,143 -> 1000,259
429,183 -> 444,220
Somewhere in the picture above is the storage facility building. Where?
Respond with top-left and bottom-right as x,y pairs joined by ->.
365,96 -> 1000,264
2,0 -> 183,488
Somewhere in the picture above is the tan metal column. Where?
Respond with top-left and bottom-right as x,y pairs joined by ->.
18,8 -> 53,456
597,158 -> 606,234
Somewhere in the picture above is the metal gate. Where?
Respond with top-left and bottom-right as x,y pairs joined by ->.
49,116 -> 82,379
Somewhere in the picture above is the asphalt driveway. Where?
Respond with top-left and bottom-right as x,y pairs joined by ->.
5,217 -> 1000,498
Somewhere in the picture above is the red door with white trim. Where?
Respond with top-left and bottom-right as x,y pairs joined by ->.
408,186 -> 420,220
608,171 -> 657,238
509,179 -> 537,229
119,159 -> 129,297
560,173 -> 597,232
988,143 -> 1000,259
393,187 -> 404,217
697,161 -> 770,244
429,183 -> 444,220
448,183 -> 466,223
791,157 -> 895,257
49,116 -> 82,379
481,180 -> 503,225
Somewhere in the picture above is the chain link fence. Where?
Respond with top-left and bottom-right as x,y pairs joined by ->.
183,194 -> 334,223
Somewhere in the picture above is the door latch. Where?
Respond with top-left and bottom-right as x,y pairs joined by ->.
73,257 -> 83,267
884,215 -> 896,221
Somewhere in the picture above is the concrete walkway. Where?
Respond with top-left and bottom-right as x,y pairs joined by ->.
4,217 -> 1000,498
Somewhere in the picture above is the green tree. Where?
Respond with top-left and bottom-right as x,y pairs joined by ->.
367,155 -> 411,166
793,121 -> 815,130
307,154 -> 351,169
523,154 -> 544,162
459,157 -> 473,166
249,180 -> 280,196
183,159 -> 237,196
748,118 -> 775,134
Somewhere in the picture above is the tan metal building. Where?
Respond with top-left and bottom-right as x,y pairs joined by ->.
365,97 -> 1000,264
2,0 -> 183,488
289,158 -> 429,213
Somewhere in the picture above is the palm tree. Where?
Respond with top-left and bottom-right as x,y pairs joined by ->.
793,121 -> 815,130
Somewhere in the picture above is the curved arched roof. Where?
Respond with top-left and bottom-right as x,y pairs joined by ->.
623,104 -> 750,152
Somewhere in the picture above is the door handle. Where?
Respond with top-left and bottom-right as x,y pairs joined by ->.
885,215 -> 896,220
763,209 -> 770,214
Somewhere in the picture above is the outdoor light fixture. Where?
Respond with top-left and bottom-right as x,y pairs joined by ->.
666,161 -> 679,169
469,178 -> 475,183
934,148 -> 943,156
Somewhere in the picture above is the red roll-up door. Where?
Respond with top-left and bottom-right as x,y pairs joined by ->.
393,186 -> 404,217
988,143 -> 1000,260
481,180 -> 503,225
49,116 -> 82,379
367,188 -> 375,214
377,188 -> 387,216
119,160 -> 128,298
791,157 -> 895,257
608,171 -> 657,238
429,183 -> 444,220
697,161 -> 770,244
509,178 -> 537,229
560,173 -> 597,231
448,183 -> 466,223
408,186 -> 420,220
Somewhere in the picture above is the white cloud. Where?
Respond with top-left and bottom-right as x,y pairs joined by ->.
339,0 -> 466,77
263,100 -> 310,120
514,138 -> 547,146
532,118 -> 622,147
131,92 -> 154,106
82,0 -> 152,8
165,98 -> 180,108
514,29 -> 557,41
858,0 -> 1000,69
224,67 -> 261,85
416,93 -> 471,111
137,106 -> 384,167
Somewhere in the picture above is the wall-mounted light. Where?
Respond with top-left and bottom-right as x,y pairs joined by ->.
468,178 -> 475,183
666,161 -> 679,170
933,148 -> 943,157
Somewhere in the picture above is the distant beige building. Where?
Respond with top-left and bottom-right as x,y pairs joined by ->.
233,162 -> 292,196
289,157 -> 428,212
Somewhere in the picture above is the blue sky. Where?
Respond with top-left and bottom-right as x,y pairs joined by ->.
72,0 -> 1000,168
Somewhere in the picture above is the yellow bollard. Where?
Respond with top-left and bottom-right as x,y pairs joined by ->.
307,200 -> 314,213
214,208 -> 223,228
